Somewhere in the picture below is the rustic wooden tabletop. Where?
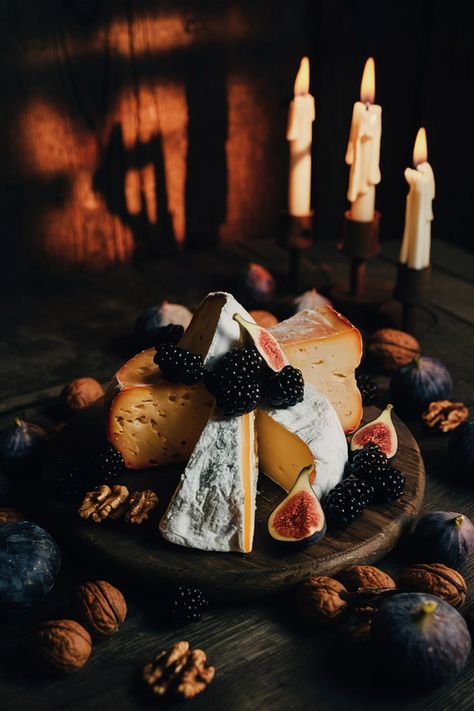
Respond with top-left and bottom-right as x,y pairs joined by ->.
1,238 -> 473,711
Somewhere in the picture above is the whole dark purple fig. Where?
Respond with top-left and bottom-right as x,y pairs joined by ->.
389,357 -> 452,416
449,417 -> 474,484
412,511 -> 474,569
0,418 -> 48,473
371,593 -> 471,688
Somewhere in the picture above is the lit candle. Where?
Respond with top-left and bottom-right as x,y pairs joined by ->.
399,127 -> 435,270
345,57 -> 382,222
287,57 -> 315,216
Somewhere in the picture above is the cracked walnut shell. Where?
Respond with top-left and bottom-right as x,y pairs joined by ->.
143,641 -> 215,700
35,619 -> 92,673
296,576 -> 348,626
338,565 -> 396,592
79,485 -> 129,523
61,377 -> 104,415
398,563 -> 467,608
422,400 -> 469,433
77,580 -> 127,638
125,489 -> 158,524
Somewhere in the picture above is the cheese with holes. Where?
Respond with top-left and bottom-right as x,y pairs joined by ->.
270,306 -> 363,433
106,292 -> 253,469
256,383 -> 347,499
160,409 -> 258,553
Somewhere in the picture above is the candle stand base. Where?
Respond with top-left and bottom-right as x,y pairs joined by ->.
278,210 -> 314,293
393,264 -> 431,334
339,210 -> 381,297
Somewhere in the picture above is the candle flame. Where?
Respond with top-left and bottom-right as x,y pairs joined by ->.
360,57 -> 375,104
294,57 -> 310,96
413,127 -> 428,166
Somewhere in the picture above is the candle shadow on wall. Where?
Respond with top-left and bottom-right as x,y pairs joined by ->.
184,48 -> 228,250
94,123 -> 177,257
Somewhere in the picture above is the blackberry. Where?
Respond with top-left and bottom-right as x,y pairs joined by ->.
205,348 -> 264,396
153,324 -> 184,346
356,373 -> 379,405
55,444 -> 125,500
169,585 -> 209,623
215,375 -> 261,416
367,466 -> 405,503
262,365 -> 304,408
56,461 -> 88,499
96,445 -> 126,484
349,443 -> 388,478
154,344 -> 204,385
324,478 -> 373,528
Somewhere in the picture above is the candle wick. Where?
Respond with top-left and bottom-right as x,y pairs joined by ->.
365,102 -> 370,111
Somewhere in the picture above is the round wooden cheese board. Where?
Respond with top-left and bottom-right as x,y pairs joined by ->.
42,404 -> 425,600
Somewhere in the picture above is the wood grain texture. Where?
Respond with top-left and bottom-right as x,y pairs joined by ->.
41,404 -> 424,600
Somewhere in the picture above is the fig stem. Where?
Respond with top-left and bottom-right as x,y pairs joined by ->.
14,417 -> 23,428
419,600 -> 438,615
386,403 -> 394,412
454,515 -> 465,527
413,355 -> 420,367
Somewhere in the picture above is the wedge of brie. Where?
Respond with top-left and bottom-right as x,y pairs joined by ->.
160,409 -> 258,553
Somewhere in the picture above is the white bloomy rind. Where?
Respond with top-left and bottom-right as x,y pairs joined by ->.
260,383 -> 348,499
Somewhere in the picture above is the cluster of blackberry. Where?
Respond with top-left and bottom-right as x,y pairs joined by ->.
56,444 -> 125,499
324,443 -> 405,529
155,343 -> 304,417
168,585 -> 209,623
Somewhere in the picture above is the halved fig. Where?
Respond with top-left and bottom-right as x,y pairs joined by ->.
233,313 -> 288,373
350,404 -> 398,458
268,465 -> 327,546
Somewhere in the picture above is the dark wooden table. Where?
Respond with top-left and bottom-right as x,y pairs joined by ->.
1,239 -> 473,711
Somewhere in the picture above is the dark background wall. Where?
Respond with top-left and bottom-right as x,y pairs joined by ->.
0,0 -> 472,278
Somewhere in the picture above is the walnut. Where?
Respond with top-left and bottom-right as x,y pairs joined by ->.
367,329 -> 421,373
61,377 -> 104,415
78,485 -> 129,523
0,508 -> 24,526
35,619 -> 92,673
125,489 -> 158,524
338,565 -> 396,592
398,563 -> 467,608
422,400 -> 469,433
143,641 -> 215,700
77,580 -> 127,638
296,576 -> 348,626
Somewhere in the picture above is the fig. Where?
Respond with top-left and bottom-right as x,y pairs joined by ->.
389,356 -> 452,416
371,593 -> 471,688
449,417 -> 474,484
350,404 -> 398,458
0,521 -> 61,613
268,465 -> 326,546
293,288 -> 332,312
134,301 -> 193,348
412,511 -> 474,570
0,418 -> 49,473
244,262 -> 275,303
233,313 -> 288,373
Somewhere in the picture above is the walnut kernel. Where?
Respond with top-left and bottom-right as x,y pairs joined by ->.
338,565 -> 396,592
398,563 -> 467,608
0,508 -> 24,526
143,641 -> 215,699
35,619 -> 92,673
296,576 -> 348,626
422,400 -> 469,433
79,485 -> 129,523
125,490 -> 158,524
77,580 -> 127,638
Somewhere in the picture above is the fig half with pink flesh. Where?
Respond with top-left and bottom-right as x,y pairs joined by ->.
233,313 -> 288,373
268,465 -> 326,546
350,404 -> 398,458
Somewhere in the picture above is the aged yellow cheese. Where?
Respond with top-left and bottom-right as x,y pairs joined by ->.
270,306 -> 363,433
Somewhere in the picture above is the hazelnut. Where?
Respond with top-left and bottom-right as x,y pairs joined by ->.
296,576 -> 348,626
61,378 -> 104,415
0,508 -> 24,526
77,580 -> 127,638
35,619 -> 92,673
398,563 -> 467,609
367,329 -> 421,374
338,565 -> 396,592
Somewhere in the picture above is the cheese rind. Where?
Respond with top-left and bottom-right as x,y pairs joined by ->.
257,383 -> 347,500
270,306 -> 363,433
160,410 -> 258,553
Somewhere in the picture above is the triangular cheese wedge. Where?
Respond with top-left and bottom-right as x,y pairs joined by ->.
256,383 -> 347,499
106,292 -> 253,469
160,409 -> 258,553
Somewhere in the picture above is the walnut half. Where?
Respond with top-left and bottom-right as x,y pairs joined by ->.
422,400 -> 469,433
125,490 -> 158,524
143,641 -> 215,700
78,485 -> 129,523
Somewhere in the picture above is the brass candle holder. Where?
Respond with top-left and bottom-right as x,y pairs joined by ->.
393,263 -> 431,333
278,210 -> 314,292
339,210 -> 381,296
